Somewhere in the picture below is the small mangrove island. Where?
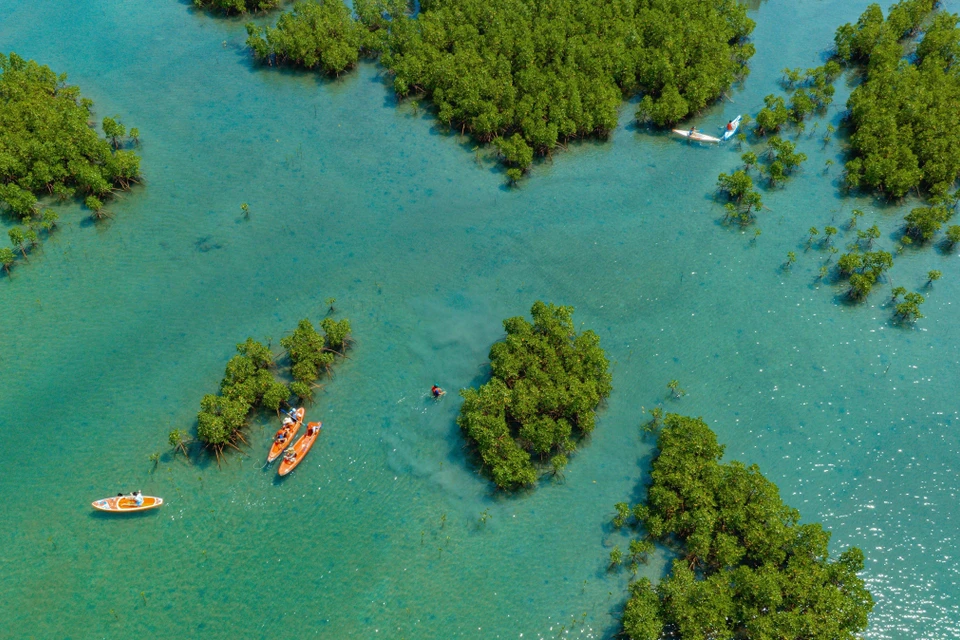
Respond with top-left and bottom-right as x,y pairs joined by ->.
196,315 -> 351,459
613,414 -> 873,639
457,301 -> 611,489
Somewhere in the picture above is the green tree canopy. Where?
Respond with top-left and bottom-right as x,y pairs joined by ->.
388,0 -> 754,147
0,52 -> 141,219
0,52 -> 141,276
458,301 -> 612,489
618,414 -> 874,639
246,0 -> 374,74
193,0 -> 281,15
279,316 -> 351,401
247,0 -> 754,176
197,338 -> 289,450
837,0 -> 960,198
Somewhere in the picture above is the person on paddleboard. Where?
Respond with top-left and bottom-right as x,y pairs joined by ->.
131,490 -> 143,506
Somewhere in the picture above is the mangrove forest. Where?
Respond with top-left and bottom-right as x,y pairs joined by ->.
0,52 -> 142,275
197,338 -> 291,457
245,0 -> 755,179
457,301 -> 611,489
836,0 -> 959,199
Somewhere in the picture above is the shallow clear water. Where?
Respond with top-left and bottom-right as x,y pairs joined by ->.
1,0 -> 959,637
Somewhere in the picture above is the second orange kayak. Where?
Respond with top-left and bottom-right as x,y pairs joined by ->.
278,422 -> 322,476
267,408 -> 304,463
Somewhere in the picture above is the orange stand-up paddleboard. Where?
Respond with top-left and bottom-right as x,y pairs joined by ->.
278,422 -> 322,476
267,407 -> 305,463
92,495 -> 163,512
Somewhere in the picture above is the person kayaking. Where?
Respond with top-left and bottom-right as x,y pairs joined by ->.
283,447 -> 297,463
307,424 -> 320,437
726,120 -> 735,131
431,385 -> 445,398
689,126 -> 697,137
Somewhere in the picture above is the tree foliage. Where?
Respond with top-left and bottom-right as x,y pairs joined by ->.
904,204 -> 953,242
755,61 -> 840,137
246,0 -> 387,74
195,314 -> 352,456
836,0 -> 960,198
0,52 -> 141,214
945,224 -> 960,247
0,52 -> 141,273
0,246 -> 15,275
836,248 -> 893,300
280,316 -> 351,401
197,338 -> 290,448
895,291 -> 925,322
247,0 -> 754,176
717,169 -> 762,226
390,0 -> 753,150
193,0 -> 282,15
617,414 -> 874,640
457,301 -> 611,489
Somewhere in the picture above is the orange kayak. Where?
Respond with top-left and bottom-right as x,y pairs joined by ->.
267,408 -> 305,463
92,495 -> 163,512
278,422 -> 322,476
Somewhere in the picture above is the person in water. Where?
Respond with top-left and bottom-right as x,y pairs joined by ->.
431,385 -> 445,398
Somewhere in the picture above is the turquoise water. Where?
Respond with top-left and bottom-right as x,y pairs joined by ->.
1,0 -> 959,637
